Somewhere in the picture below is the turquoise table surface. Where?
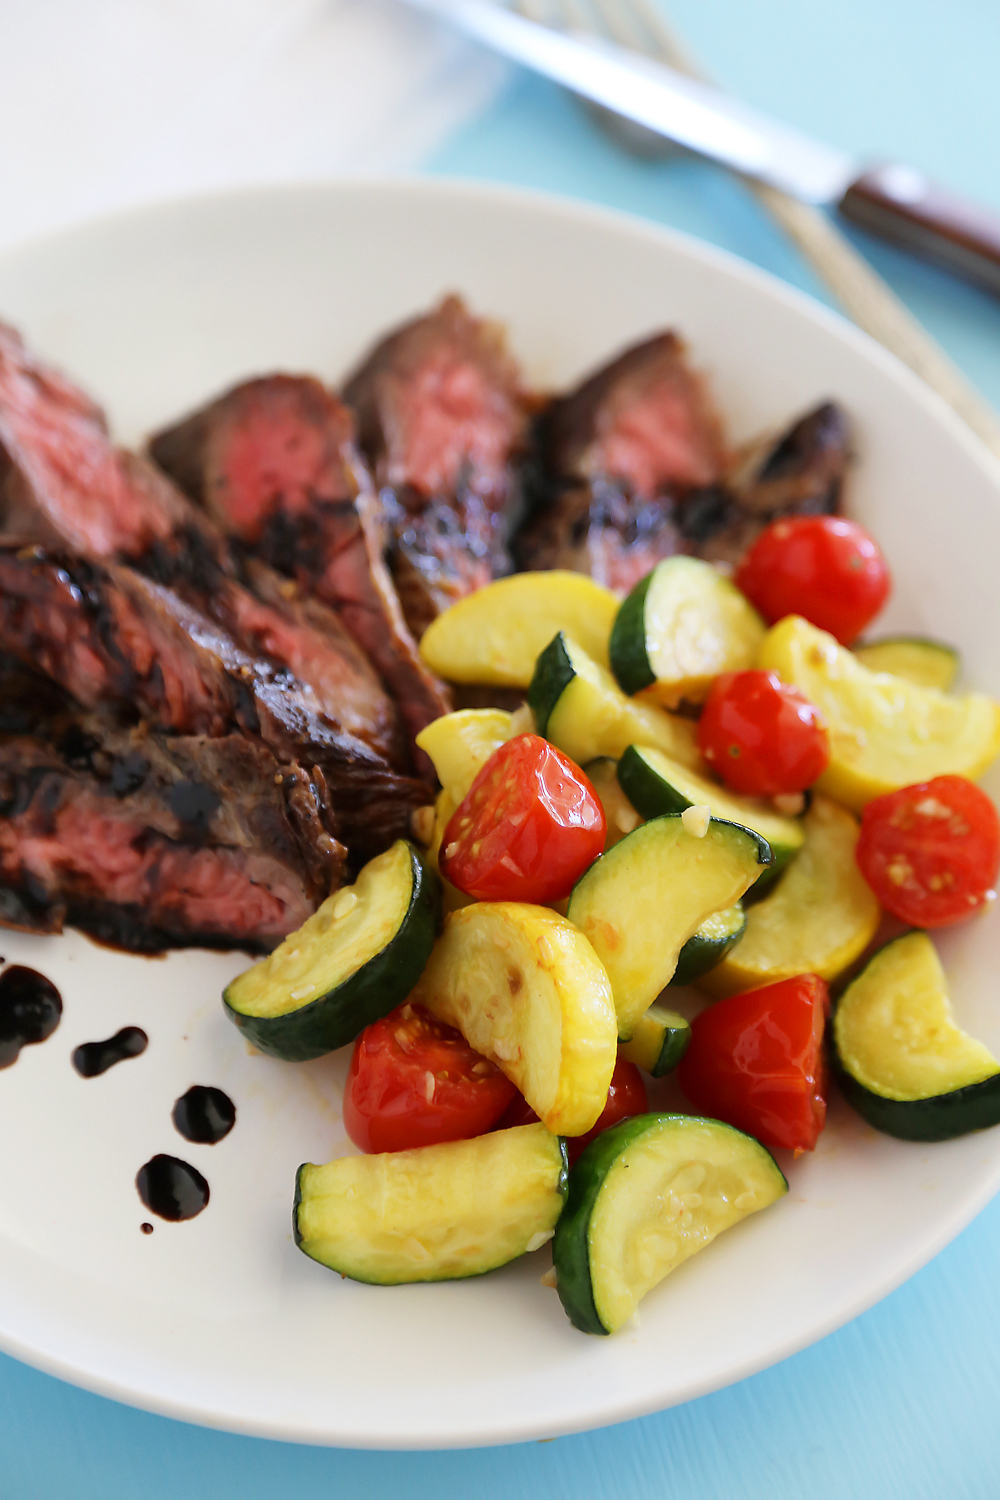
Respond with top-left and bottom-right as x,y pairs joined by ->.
4,2 -> 1000,1496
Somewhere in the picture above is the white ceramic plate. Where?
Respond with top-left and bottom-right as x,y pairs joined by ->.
1,180 -> 999,1450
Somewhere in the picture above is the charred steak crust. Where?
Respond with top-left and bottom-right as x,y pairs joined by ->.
148,373 -> 451,741
514,332 -> 725,593
0,714 -> 344,950
0,328 -> 407,767
342,295 -> 529,635
0,545 -> 430,858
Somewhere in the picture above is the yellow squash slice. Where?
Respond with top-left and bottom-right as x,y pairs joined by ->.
419,570 -> 620,685
416,708 -> 514,802
699,795 -> 880,998
759,615 -> 1000,811
413,902 -> 618,1135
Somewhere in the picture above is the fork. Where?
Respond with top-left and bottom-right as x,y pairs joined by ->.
508,0 -> 1000,461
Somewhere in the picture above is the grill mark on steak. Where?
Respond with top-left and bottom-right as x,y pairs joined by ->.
0,696 -> 345,950
342,296 -> 529,636
0,546 -> 430,857
148,374 -> 451,743
514,332 -> 723,592
673,402 -> 850,567
0,328 -> 407,767
515,330 -> 849,585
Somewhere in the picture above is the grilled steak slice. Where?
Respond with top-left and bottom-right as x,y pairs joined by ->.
342,295 -> 528,635
0,714 -> 340,951
514,333 -> 723,592
0,545 -> 429,856
149,375 -> 450,741
675,402 -> 849,567
540,332 -> 724,497
0,327 -> 406,766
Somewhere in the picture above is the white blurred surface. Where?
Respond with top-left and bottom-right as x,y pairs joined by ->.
0,0 -> 507,251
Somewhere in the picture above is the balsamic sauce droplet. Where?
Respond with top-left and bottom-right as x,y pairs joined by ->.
172,1085 -> 236,1144
136,1155 -> 209,1222
72,1026 -> 148,1078
0,966 -> 62,1069
140,1222 -> 154,1235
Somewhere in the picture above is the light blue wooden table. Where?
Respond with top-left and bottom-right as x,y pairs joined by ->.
4,2 -> 1000,1495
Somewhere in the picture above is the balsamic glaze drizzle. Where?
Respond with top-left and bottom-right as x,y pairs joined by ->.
136,1155 -> 210,1222
172,1085 -> 236,1144
72,1026 -> 148,1078
0,966 -> 62,1068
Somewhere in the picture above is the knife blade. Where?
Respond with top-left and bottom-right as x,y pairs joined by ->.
404,0 -> 1000,297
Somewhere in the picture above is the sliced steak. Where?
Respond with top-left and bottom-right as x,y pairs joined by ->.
514,333 -> 723,592
675,402 -> 850,567
0,545 -> 429,857
0,327 -> 406,766
149,374 -> 450,740
342,295 -> 529,635
0,713 -> 340,951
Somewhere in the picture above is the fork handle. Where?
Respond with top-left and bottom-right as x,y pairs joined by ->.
838,164 -> 1000,297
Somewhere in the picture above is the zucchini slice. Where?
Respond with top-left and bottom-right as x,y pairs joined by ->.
699,796 -> 879,999
553,1113 -> 787,1334
610,556 -> 765,705
567,814 -> 771,1039
854,636 -> 960,692
759,615 -> 1000,811
295,1123 -> 568,1284
415,708 -> 513,802
529,632 -> 702,770
413,902 -> 618,1136
223,840 -> 440,1061
617,743 -> 804,887
833,931 -> 1000,1142
582,757 -> 643,850
670,903 -> 746,987
618,1004 -> 691,1077
419,570 -> 620,686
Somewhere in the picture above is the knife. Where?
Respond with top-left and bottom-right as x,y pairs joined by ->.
403,0 -> 1000,297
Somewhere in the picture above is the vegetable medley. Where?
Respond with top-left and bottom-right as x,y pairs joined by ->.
225,513 -> 1000,1336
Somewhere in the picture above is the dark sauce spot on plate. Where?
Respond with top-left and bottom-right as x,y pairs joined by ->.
172,1085 -> 236,1144
72,1026 -> 148,1078
0,966 -> 62,1068
136,1155 -> 209,1222
140,1222 -> 154,1235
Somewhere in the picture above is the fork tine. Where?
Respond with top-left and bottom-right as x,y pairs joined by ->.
612,0 -> 703,73
587,0 -> 650,51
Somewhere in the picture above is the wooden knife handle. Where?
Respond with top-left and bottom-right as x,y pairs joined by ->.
838,164 -> 1000,296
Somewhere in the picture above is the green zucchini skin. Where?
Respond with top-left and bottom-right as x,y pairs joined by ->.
608,573 -> 656,695
832,930 -> 1000,1141
617,742 -> 801,892
294,1127 -> 569,1284
223,844 -> 440,1062
649,1021 -> 691,1076
670,905 -> 746,987
554,1115 -> 655,1335
833,1065 -> 1000,1142
527,631 -> 576,737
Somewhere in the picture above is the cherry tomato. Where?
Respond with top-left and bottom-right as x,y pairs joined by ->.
697,669 -> 830,796
856,775 -> 1000,927
440,734 -> 606,903
735,515 -> 891,644
678,974 -> 829,1154
496,1057 -> 648,1166
343,1002 -> 516,1154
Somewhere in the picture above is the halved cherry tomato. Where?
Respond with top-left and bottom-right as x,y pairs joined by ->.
735,515 -> 891,644
343,1002 -> 516,1154
697,669 -> 830,796
496,1057 -> 648,1165
440,733 -> 606,903
856,775 -> 1000,927
678,975 -> 829,1153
